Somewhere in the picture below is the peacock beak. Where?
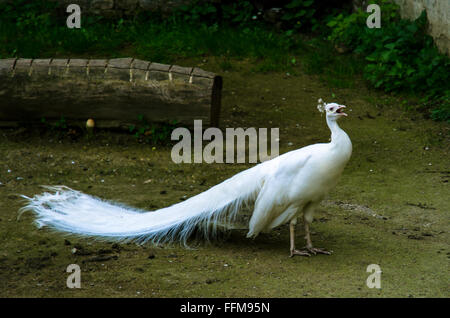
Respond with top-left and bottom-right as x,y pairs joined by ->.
336,105 -> 347,116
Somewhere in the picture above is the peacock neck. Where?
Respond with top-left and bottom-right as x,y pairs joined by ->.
326,117 -> 352,154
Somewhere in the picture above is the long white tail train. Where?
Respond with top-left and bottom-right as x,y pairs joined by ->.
20,164 -> 263,245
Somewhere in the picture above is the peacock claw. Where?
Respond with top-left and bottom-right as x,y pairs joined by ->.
290,247 -> 333,257
290,249 -> 312,257
306,247 -> 333,255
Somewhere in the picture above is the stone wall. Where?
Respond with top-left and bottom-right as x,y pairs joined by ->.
393,0 -> 450,56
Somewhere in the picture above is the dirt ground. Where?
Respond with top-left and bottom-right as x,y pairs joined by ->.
0,58 -> 448,297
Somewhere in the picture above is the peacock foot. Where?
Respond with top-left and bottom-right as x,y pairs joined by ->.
306,246 -> 333,255
290,249 -> 312,257
290,247 -> 333,257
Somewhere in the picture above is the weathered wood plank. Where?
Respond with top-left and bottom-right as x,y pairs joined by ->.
0,58 -> 222,128
0,58 -> 16,77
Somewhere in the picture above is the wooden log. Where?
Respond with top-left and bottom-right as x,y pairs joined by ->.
0,58 -> 222,128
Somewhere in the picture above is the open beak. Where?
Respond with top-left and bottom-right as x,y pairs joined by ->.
336,105 -> 347,116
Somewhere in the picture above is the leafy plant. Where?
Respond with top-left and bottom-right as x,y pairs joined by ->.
326,1 -> 450,121
430,93 -> 450,122
174,0 -> 256,27
129,115 -> 179,145
41,116 -> 67,130
221,1 -> 255,25
327,0 -> 399,48
39,116 -> 75,138
282,0 -> 317,31
176,1 -> 218,24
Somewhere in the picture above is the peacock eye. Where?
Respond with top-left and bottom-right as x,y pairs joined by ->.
330,107 -> 334,111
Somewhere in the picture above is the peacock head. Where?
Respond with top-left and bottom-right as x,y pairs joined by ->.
326,103 -> 347,119
317,99 -> 347,120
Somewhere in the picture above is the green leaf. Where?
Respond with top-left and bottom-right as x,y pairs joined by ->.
381,51 -> 391,61
384,43 -> 396,50
327,20 -> 337,27
285,0 -> 303,9
297,10 -> 307,17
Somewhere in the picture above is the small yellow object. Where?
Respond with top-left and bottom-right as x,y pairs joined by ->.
86,118 -> 95,129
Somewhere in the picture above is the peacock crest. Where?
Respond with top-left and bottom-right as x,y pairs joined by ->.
317,98 -> 327,113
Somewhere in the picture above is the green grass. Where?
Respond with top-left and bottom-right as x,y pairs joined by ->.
0,0 -> 359,79
300,39 -> 365,88
0,1 -> 301,72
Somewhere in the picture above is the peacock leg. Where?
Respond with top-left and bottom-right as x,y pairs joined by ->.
303,216 -> 333,255
289,218 -> 311,257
